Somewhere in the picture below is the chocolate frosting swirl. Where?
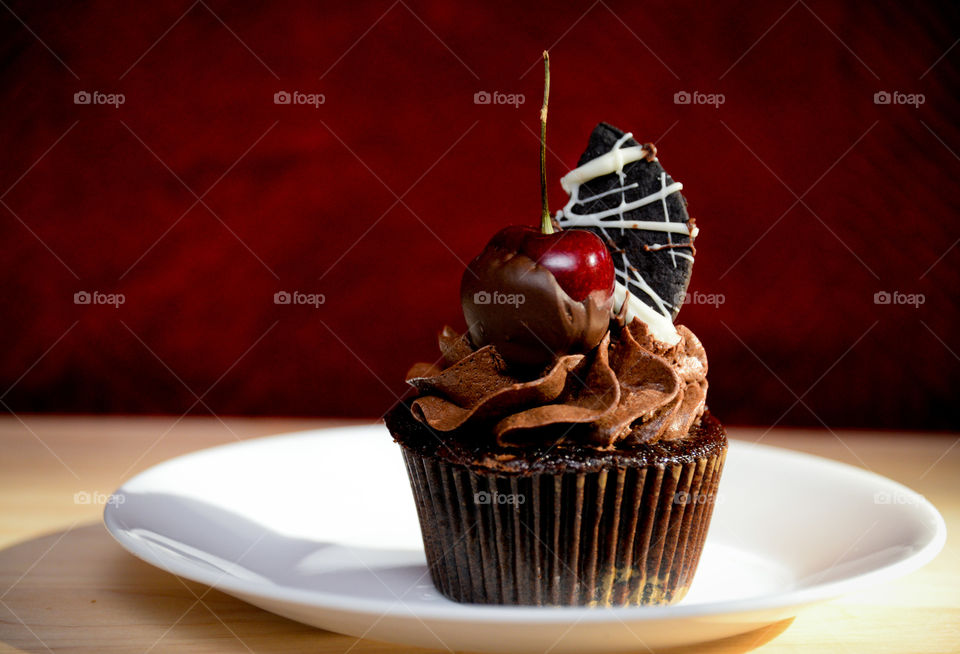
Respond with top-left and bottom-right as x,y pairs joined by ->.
405,319 -> 708,448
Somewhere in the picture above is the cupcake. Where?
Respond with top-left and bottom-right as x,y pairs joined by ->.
385,57 -> 726,606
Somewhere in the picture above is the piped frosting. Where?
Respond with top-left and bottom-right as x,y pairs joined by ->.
405,318 -> 707,448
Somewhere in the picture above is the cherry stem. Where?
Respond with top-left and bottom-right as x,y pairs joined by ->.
539,50 -> 552,234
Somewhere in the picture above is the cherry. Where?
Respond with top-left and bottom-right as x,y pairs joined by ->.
519,228 -> 614,302
488,226 -> 615,302
459,52 -> 616,368
460,225 -> 615,368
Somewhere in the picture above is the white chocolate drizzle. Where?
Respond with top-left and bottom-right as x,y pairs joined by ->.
556,132 -> 696,345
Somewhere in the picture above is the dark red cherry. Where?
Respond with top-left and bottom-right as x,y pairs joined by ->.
460,226 -> 615,368
517,228 -> 615,302
458,54 -> 616,368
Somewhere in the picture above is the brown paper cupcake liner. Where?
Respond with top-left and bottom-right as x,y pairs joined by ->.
400,443 -> 726,606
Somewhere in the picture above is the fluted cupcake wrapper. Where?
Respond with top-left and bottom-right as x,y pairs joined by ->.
400,445 -> 726,606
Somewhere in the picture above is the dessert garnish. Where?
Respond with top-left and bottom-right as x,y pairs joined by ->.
460,52 -> 616,368
556,123 -> 697,345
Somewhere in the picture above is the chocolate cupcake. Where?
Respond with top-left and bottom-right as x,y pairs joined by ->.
386,65 -> 726,607
385,319 -> 726,606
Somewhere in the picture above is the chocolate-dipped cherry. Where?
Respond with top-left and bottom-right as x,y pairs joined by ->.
461,225 -> 614,368
460,52 -> 615,368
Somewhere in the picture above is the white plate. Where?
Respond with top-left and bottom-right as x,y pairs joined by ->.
103,425 -> 945,653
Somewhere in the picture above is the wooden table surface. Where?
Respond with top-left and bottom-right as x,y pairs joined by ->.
0,416 -> 957,653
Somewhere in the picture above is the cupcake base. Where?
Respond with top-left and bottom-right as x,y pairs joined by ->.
387,406 -> 727,606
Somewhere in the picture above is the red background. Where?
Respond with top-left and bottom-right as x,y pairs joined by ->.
1,1 -> 958,430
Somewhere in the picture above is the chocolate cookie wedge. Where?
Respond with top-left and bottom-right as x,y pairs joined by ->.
557,123 -> 696,345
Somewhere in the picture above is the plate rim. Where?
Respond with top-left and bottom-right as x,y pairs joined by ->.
103,424 -> 947,624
